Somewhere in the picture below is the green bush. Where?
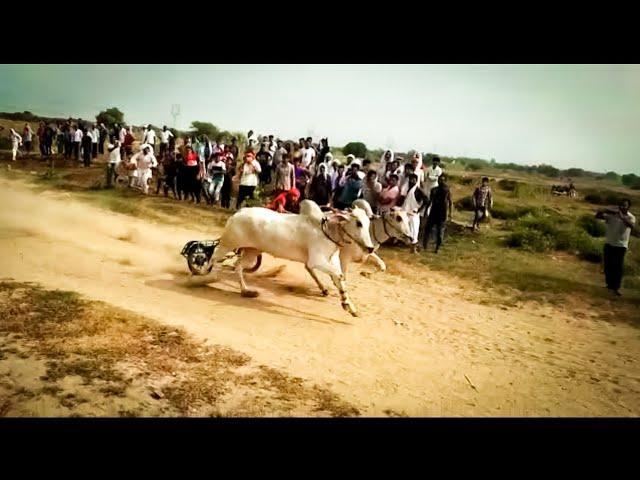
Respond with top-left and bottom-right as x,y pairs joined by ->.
578,214 -> 606,237
506,228 -> 555,252
574,233 -> 603,263
512,182 -> 548,200
343,142 -> 367,158
506,211 -> 604,263
583,189 -> 628,206
459,177 -> 474,185
449,174 -> 474,186
455,195 -> 475,211
491,202 -> 535,220
584,193 -> 602,204
0,136 -> 12,149
465,164 -> 481,171
497,179 -> 518,191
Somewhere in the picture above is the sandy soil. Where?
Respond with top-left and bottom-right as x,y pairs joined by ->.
1,177 -> 639,416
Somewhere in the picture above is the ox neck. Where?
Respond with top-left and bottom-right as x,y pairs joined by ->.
370,217 -> 389,247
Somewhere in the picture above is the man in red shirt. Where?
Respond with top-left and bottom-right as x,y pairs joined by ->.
266,188 -> 301,213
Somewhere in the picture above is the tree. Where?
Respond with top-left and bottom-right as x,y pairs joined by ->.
621,173 -> 640,187
343,142 -> 367,158
537,164 -> 560,177
603,171 -> 621,182
189,121 -> 220,139
95,107 -> 124,128
564,168 -> 585,177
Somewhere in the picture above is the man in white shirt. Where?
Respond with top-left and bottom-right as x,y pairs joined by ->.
91,124 -> 100,159
135,144 -> 158,194
159,126 -> 174,157
596,199 -> 636,296
301,138 -> 316,168
424,156 -> 443,195
272,140 -> 287,167
119,125 -> 127,144
106,140 -> 121,188
268,135 -> 277,156
10,128 -> 23,161
142,125 -> 156,154
73,126 -> 83,162
236,151 -> 262,209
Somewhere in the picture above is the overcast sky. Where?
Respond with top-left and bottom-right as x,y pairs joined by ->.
1,64 -> 638,173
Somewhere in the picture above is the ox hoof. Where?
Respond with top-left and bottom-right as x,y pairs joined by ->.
321,289 -> 329,297
241,290 -> 259,298
341,302 -> 359,317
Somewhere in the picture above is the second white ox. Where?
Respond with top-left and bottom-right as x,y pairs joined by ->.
212,200 -> 374,316
338,199 -> 413,278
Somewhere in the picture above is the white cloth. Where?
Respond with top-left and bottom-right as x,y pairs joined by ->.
604,212 -> 636,249
10,129 -> 22,145
301,147 -> 316,168
108,144 -> 121,164
240,159 -> 262,186
160,129 -> 174,144
92,128 -> 99,144
23,126 -> 33,142
377,150 -> 395,177
143,129 -> 156,145
119,127 -> 127,143
74,129 -> 83,142
408,213 -> 421,245
402,184 -> 422,214
424,165 -> 442,192
273,146 -> 286,166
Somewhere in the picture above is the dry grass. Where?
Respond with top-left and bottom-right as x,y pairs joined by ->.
0,281 -> 360,417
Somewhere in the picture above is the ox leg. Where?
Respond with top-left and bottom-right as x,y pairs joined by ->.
305,265 -> 329,297
236,248 -> 259,298
309,252 -> 358,317
365,252 -> 386,272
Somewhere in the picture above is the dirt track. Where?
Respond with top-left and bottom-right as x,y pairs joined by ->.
1,177 -> 639,416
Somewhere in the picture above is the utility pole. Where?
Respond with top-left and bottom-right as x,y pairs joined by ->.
170,104 -> 181,128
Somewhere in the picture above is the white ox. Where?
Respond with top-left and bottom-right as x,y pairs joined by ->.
337,199 -> 413,278
212,200 -> 374,316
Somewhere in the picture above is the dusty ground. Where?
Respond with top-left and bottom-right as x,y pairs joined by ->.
1,176 -> 639,416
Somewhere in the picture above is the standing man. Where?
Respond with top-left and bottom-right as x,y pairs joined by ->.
73,125 -> 83,162
236,151 -> 262,209
119,124 -> 127,146
335,163 -> 364,210
424,156 -> 443,195
142,125 -> 156,154
301,138 -> 316,169
136,145 -> 158,194
272,139 -> 287,168
22,123 -> 34,154
268,135 -> 277,157
9,128 -> 22,161
361,170 -> 383,213
106,140 -> 121,188
159,126 -> 174,158
273,152 -> 295,195
91,124 -> 100,159
229,137 -> 239,162
256,143 -> 273,185
596,199 -> 636,296
423,174 -> 452,254
472,177 -> 494,231
378,174 -> 401,214
98,123 -> 109,156
401,173 -> 426,253
81,128 -> 93,167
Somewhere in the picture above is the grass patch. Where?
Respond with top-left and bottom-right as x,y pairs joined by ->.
0,281 -> 360,417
